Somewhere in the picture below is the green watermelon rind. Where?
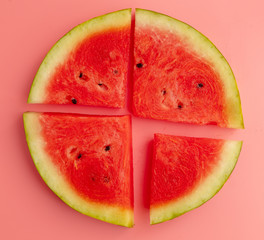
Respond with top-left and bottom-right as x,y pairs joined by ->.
135,9 -> 244,129
23,112 -> 134,227
27,9 -> 131,105
150,134 -> 242,225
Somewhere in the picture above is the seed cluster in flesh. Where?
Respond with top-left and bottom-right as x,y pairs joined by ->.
133,26 -> 227,127
39,113 -> 133,208
45,26 -> 130,108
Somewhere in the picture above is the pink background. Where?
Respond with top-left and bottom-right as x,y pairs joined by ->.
1,0 -> 263,239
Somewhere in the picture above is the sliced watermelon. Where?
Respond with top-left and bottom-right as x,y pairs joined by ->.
150,134 -> 242,224
23,112 -> 134,227
133,9 -> 244,128
28,9 -> 131,108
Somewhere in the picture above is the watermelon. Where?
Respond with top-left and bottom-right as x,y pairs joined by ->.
133,9 -> 244,128
24,9 -> 244,227
23,112 -> 134,227
28,9 -> 131,108
150,134 -> 242,224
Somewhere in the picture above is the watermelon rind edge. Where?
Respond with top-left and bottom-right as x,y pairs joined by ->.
23,112 -> 134,227
135,8 -> 244,129
150,136 -> 243,225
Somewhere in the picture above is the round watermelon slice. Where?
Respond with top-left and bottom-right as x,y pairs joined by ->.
23,8 -> 245,227
150,134 -> 242,224
23,112 -> 134,227
133,9 -> 244,129
28,9 -> 131,108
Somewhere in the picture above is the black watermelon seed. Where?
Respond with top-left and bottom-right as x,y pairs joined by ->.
162,89 -> 166,95
98,83 -> 108,90
105,145 -> 111,151
77,153 -> 82,159
79,72 -> 88,81
178,103 -> 183,109
197,83 -> 204,88
71,98 -> 77,104
136,63 -> 143,68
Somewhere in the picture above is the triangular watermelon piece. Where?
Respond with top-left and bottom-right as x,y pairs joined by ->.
133,9 -> 244,128
23,112 -> 134,227
150,134 -> 242,224
28,9 -> 131,108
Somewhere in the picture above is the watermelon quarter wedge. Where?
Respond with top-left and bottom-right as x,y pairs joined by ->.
23,112 -> 134,227
150,134 -> 242,224
28,9 -> 131,108
133,9 -> 244,129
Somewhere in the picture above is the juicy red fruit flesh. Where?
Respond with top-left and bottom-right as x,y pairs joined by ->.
133,26 -> 228,127
45,26 -> 130,108
151,134 -> 224,206
39,113 -> 133,208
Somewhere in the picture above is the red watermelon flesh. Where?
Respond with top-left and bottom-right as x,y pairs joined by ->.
134,27 -> 226,125
28,9 -> 131,108
23,112 -> 134,227
133,9 -> 244,129
45,28 -> 130,107
150,134 -> 242,224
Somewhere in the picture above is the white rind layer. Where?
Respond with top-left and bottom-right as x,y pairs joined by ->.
150,139 -> 242,224
135,9 -> 244,129
23,112 -> 134,227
